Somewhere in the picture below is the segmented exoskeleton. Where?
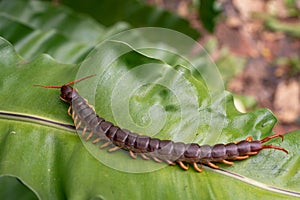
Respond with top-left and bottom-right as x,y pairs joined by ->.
36,76 -> 288,172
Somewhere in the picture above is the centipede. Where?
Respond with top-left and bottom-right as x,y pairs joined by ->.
36,75 -> 288,172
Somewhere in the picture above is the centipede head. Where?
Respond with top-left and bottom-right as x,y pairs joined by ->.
60,85 -> 75,103
34,74 -> 96,103
259,134 -> 288,154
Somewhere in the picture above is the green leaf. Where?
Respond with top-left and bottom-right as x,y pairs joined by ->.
0,33 -> 299,199
0,176 -> 38,200
197,0 -> 221,32
59,0 -> 200,39
0,0 -> 130,63
0,1 -> 299,199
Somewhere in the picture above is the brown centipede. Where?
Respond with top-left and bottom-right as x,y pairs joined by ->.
36,75 -> 288,172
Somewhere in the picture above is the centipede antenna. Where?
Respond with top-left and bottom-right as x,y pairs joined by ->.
64,74 -> 96,86
34,74 -> 96,89
34,84 -> 62,88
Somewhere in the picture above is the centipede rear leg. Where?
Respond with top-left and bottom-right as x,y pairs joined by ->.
260,134 -> 284,143
259,134 -> 288,154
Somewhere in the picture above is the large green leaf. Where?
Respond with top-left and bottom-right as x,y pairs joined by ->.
0,1 -> 299,199
0,0 -> 130,63
59,0 -> 200,39
0,33 -> 299,199
0,176 -> 37,200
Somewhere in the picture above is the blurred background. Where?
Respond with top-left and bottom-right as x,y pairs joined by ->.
144,0 -> 300,134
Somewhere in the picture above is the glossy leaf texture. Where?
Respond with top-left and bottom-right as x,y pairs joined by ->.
0,0 -> 130,63
0,1 -> 299,200
59,0 -> 200,39
0,35 -> 299,199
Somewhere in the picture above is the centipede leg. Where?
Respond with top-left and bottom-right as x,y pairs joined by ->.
260,134 -> 288,154
108,146 -> 120,152
140,153 -> 150,160
74,115 -> 79,125
193,163 -> 203,172
129,150 -> 137,159
86,132 -> 94,141
207,162 -> 219,169
261,145 -> 288,154
221,160 -> 234,165
75,120 -> 82,129
68,106 -> 72,116
90,104 -> 96,113
246,136 -> 253,142
165,160 -> 176,166
100,141 -> 110,148
72,111 -> 76,120
260,134 -> 284,143
82,126 -> 87,136
92,138 -> 102,144
152,156 -> 163,163
235,155 -> 249,160
178,161 -> 189,170
247,151 -> 258,155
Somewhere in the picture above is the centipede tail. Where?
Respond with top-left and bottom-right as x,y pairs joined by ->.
36,76 -> 288,172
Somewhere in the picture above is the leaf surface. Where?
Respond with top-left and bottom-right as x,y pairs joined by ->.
0,36 -> 299,199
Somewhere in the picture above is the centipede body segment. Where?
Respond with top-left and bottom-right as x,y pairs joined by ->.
36,76 -> 288,172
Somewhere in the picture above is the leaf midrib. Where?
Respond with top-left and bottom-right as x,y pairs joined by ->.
0,111 -> 75,133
